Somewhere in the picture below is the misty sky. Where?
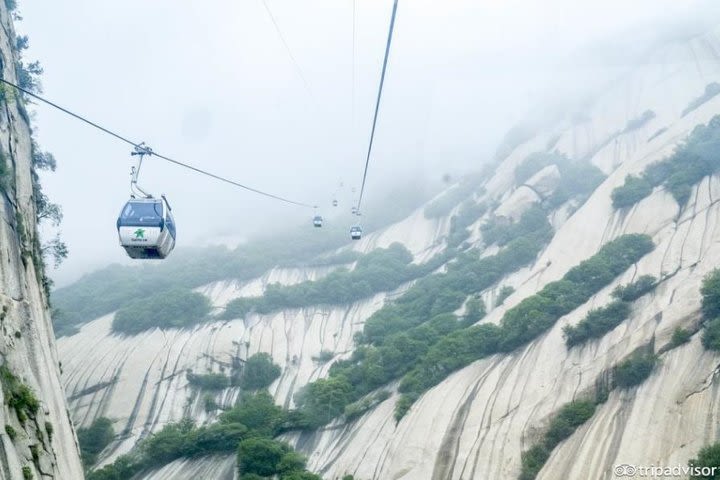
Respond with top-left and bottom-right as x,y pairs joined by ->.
16,0 -> 720,285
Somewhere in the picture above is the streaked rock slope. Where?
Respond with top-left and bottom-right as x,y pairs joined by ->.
59,24 -> 720,480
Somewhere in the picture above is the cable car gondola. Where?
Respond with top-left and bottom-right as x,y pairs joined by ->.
350,225 -> 363,240
117,145 -> 176,259
313,215 -> 323,228
332,199 -> 338,207
117,196 -> 176,259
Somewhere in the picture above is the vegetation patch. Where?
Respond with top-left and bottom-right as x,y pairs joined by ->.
222,244 -> 444,320
689,442 -> 720,478
669,327 -> 692,349
614,350 -> 658,388
446,200 -> 487,249
701,269 -> 720,351
77,417 -> 114,468
87,391 -> 319,480
519,401 -> 596,480
563,276 -> 657,348
563,301 -> 631,348
396,234 -> 654,418
0,366 -> 40,424
496,286 -> 515,306
241,353 -> 281,390
621,110 -> 656,134
294,221 -> 653,427
186,372 -> 230,390
682,83 -> 720,117
611,115 -> 720,209
481,206 -> 549,247
111,288 -> 211,335
513,151 -> 605,207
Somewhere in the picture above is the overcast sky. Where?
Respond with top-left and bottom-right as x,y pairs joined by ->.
16,0 -> 720,285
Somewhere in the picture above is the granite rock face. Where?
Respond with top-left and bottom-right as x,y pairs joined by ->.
59,24 -> 720,480
0,4 -> 84,479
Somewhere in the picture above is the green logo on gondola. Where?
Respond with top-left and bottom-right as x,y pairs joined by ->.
133,228 -> 145,239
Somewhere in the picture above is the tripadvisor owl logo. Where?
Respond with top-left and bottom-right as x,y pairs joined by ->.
133,228 -> 146,239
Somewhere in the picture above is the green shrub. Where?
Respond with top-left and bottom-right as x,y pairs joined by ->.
519,444 -> 550,480
295,376 -> 353,427
45,422 -> 53,441
5,424 -> 16,440
312,350 -> 335,363
77,417 -> 114,467
622,110 -> 656,133
670,328 -> 691,349
614,351 -> 657,388
519,400 -> 596,480
611,275 -> 657,302
112,288 -> 211,335
22,466 -> 32,480
0,366 -> 40,423
702,318 -> 720,351
496,286 -> 515,306
187,371 -> 229,390
219,391 -> 284,437
447,200 -> 487,248
701,270 -> 720,320
611,175 -> 653,208
701,270 -> 720,351
481,206 -> 548,247
544,401 -> 596,447
689,442 -> 720,478
203,393 -> 218,413
237,437 -> 291,477
563,301 -> 631,347
682,83 -> 720,116
241,353 -> 281,390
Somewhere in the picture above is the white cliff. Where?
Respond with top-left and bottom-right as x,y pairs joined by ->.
0,4 -> 84,479
57,23 -> 720,480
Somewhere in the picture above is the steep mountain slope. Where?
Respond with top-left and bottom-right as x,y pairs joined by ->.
285,26 -> 720,480
0,4 -> 84,479
57,24 -> 720,480
57,214 -> 448,470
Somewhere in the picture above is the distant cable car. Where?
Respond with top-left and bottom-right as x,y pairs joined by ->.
350,225 -> 363,240
117,144 -> 176,259
351,206 -> 357,215
332,199 -> 338,207
313,215 -> 323,228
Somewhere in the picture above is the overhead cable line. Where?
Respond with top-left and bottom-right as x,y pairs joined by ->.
351,0 -> 356,128
356,0 -> 399,212
260,0 -> 315,102
0,78 -> 317,209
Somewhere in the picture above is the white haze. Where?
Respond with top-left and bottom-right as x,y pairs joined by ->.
17,0 -> 720,286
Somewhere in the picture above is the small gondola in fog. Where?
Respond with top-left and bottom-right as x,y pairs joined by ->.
313,215 -> 324,228
350,225 -> 363,240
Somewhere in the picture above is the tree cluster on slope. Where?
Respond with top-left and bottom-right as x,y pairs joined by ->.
612,115 -> 720,209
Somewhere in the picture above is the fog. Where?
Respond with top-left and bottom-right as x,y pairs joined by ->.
17,0 -> 720,286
